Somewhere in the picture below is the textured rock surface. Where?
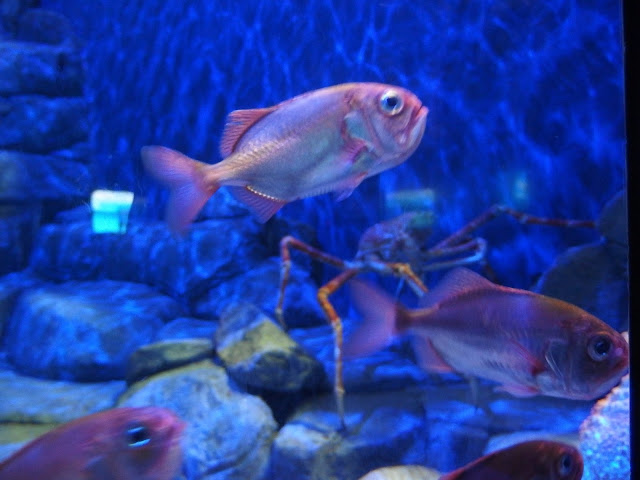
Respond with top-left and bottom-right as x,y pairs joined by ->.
579,374 -> 629,480
195,256 -> 326,328
0,41 -> 83,96
216,303 -> 326,392
154,317 -> 217,341
3,280 -> 184,380
0,150 -> 91,201
0,368 -> 124,424
29,219 -> 269,303
120,360 -> 278,480
271,392 -> 429,480
125,338 -> 214,384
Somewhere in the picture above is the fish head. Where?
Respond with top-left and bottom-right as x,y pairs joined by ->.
89,407 -> 185,480
539,310 -> 629,401
348,83 -> 427,173
440,440 -> 583,480
519,440 -> 583,480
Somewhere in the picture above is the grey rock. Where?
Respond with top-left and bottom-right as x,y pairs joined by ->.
0,150 -> 91,201
17,8 -> 77,45
126,338 -> 214,385
0,270 -> 42,338
0,368 -> 125,424
0,41 -> 83,96
155,317 -> 217,341
4,280 -> 184,380
119,360 -> 277,480
0,204 -> 41,275
29,218 -> 269,303
533,242 -> 628,331
0,423 -> 56,463
271,391 -> 430,480
0,96 -> 88,153
579,374 -> 629,480
216,302 -> 326,392
194,256 -> 326,328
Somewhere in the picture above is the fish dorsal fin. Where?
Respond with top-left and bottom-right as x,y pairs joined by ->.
420,267 -> 496,308
219,107 -> 277,157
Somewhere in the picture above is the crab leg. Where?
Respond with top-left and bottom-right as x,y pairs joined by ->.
316,269 -> 359,431
276,235 -> 348,327
431,204 -> 595,251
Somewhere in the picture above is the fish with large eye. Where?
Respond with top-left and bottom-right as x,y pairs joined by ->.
345,267 -> 629,402
0,407 -> 185,480
359,440 -> 584,480
142,82 -> 428,233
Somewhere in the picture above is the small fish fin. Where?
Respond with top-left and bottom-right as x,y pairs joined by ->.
508,338 -> 547,376
141,146 -> 216,234
495,383 -> 540,397
333,172 -> 367,201
419,267 -> 495,308
227,186 -> 286,223
344,280 -> 404,358
411,335 -> 454,373
219,107 -> 277,157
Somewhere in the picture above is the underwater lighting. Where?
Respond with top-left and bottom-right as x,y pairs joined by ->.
90,189 -> 135,234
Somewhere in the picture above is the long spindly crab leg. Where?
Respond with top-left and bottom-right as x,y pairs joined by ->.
276,235 -> 429,431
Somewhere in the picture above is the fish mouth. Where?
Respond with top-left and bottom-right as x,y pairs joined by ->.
406,105 -> 428,147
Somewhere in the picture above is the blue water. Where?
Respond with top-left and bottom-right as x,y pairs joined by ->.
42,0 -> 626,289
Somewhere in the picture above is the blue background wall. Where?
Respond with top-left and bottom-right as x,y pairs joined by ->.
42,0 -> 626,288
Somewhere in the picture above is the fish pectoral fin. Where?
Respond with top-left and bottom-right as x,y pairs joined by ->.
227,186 -> 287,223
495,383 -> 540,397
411,335 -> 454,373
333,172 -> 368,201
219,107 -> 277,157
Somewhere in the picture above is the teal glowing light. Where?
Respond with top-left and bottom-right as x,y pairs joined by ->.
90,190 -> 134,233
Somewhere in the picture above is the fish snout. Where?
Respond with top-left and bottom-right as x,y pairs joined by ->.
406,105 -> 428,148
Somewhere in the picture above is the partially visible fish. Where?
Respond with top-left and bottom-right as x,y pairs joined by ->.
439,440 -> 583,480
358,440 -> 583,480
0,407 -> 185,480
142,82 -> 428,232
346,267 -> 628,400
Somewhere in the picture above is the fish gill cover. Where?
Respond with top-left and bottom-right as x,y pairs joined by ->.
40,0 -> 625,288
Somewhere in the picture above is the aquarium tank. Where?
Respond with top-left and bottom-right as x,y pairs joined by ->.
0,1 -> 630,479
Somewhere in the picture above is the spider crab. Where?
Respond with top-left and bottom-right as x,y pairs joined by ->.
276,205 -> 595,430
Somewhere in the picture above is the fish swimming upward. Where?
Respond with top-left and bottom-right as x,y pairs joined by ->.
439,440 -> 583,480
0,407 -> 185,480
346,267 -> 628,401
358,440 -> 583,480
142,82 -> 428,232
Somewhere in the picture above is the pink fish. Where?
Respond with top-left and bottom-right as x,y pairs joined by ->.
346,267 -> 628,400
439,440 -> 583,480
0,407 -> 185,480
142,82 -> 428,232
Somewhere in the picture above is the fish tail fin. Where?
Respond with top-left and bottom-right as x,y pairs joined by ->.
141,146 -> 218,233
344,280 -> 409,358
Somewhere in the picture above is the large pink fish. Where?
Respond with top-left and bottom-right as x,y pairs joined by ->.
439,440 -> 583,480
142,82 -> 428,232
0,407 -> 185,480
346,267 -> 628,400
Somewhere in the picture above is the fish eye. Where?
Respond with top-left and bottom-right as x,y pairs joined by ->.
557,452 -> 574,476
587,335 -> 611,362
379,90 -> 404,115
126,423 -> 152,448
